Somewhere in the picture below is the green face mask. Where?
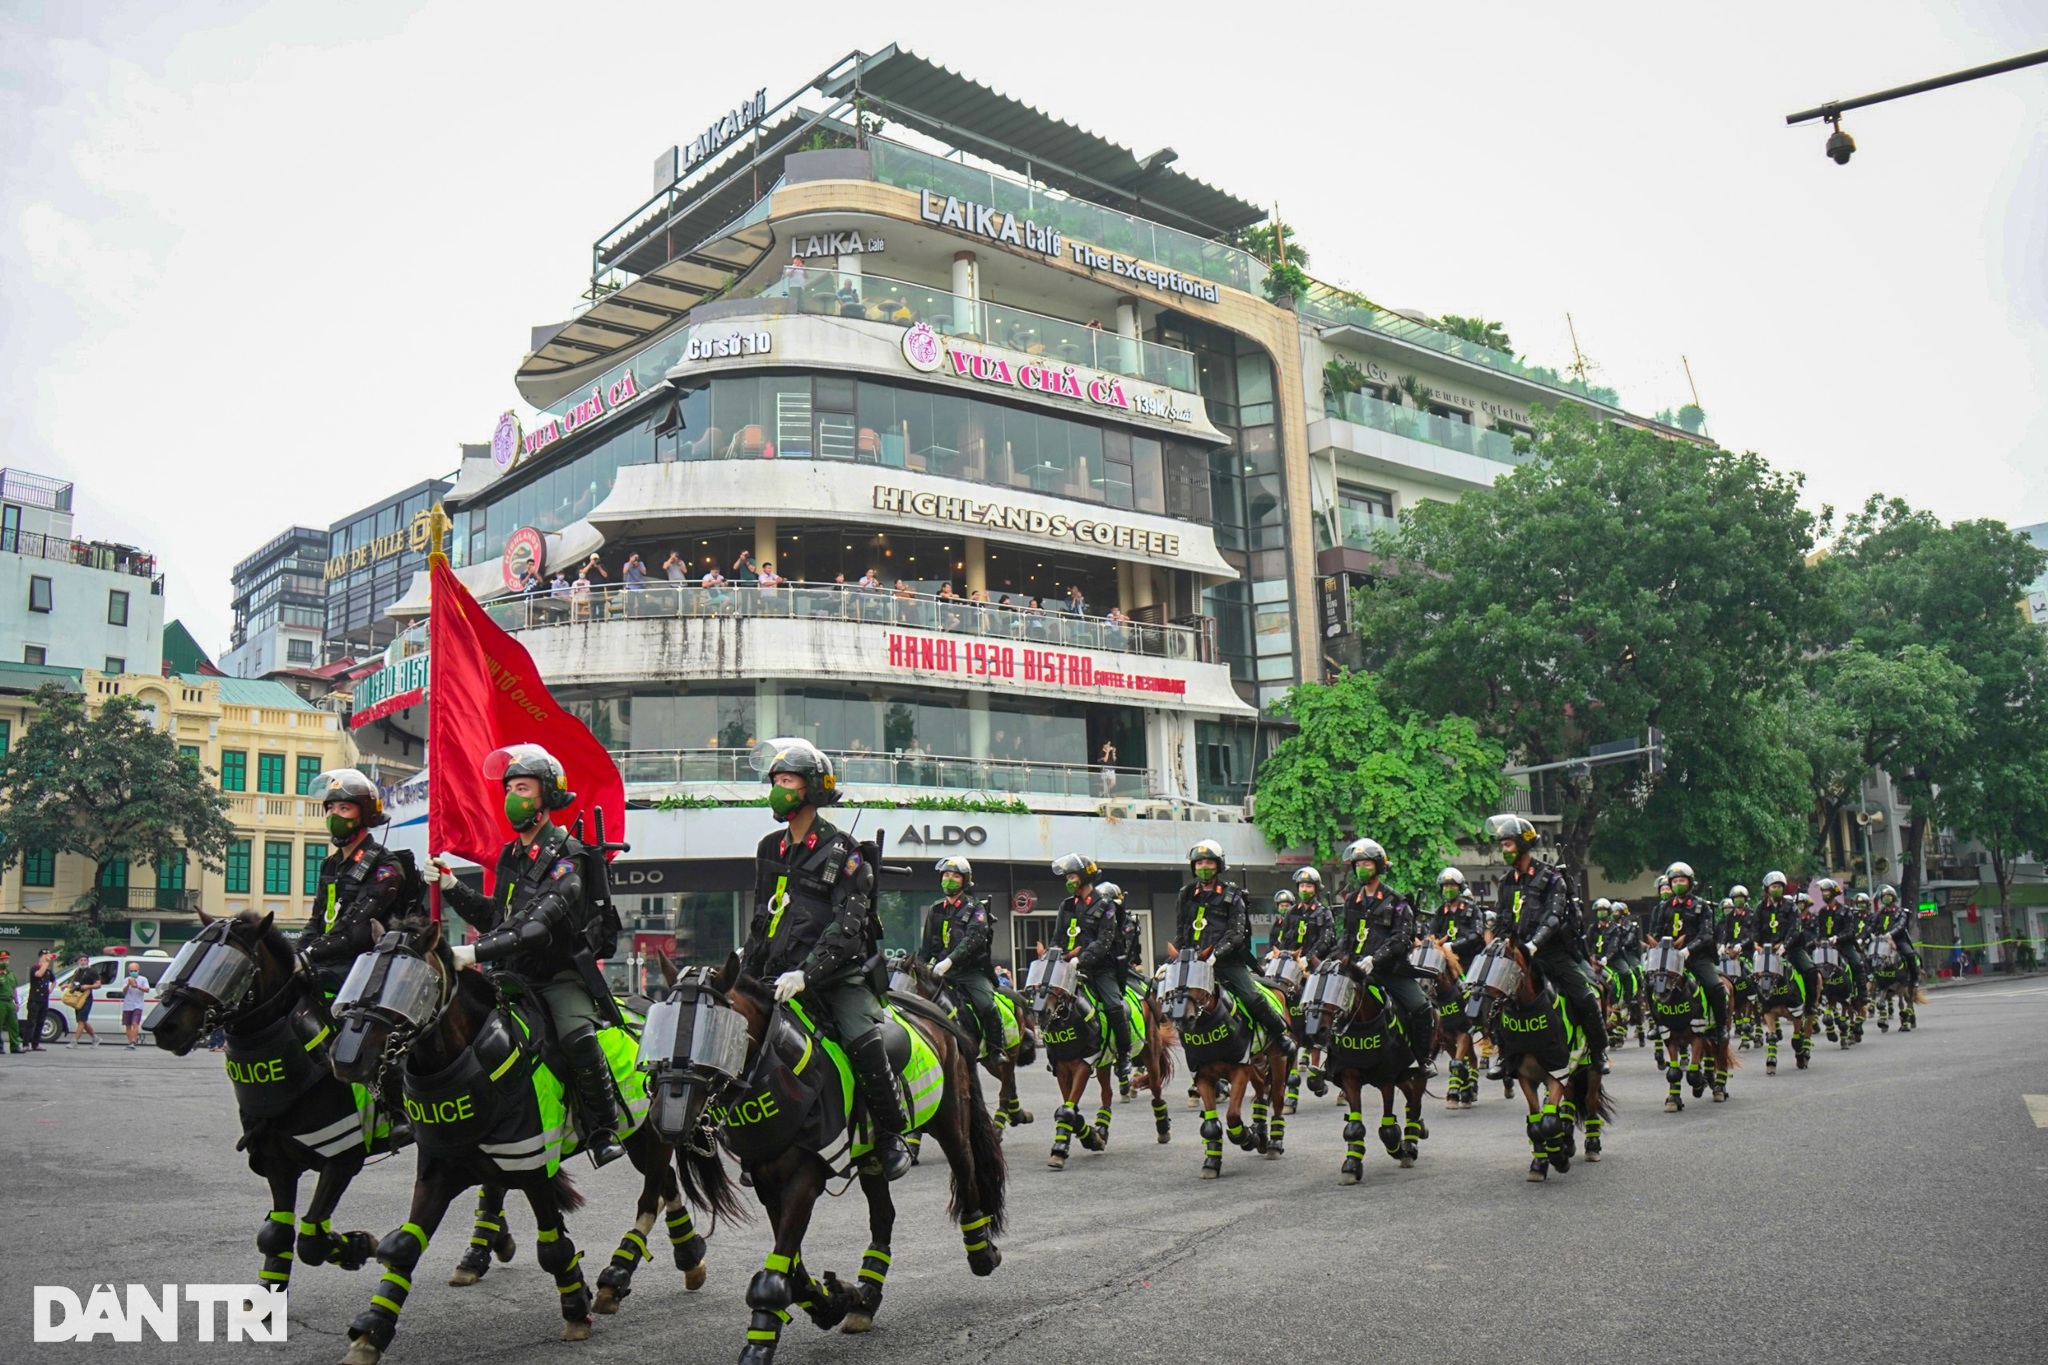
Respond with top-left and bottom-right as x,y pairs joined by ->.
325,812 -> 360,844
504,791 -> 542,828
769,785 -> 806,820
1196,864 -> 1217,882
941,876 -> 964,896
1499,845 -> 1519,866
1064,876 -> 1081,895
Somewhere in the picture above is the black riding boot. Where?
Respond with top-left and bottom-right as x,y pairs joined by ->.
848,1028 -> 913,1181
562,1027 -> 628,1167
1404,1009 -> 1438,1077
380,1075 -> 413,1146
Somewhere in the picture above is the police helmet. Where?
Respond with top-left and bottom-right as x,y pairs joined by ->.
1094,880 -> 1124,905
1721,898 -> 1734,911
1483,814 -> 1539,855
1762,870 -> 1788,890
1438,867 -> 1468,894
1292,866 -> 1324,889
309,768 -> 387,827
1876,883 -> 1898,904
1342,838 -> 1388,880
1052,853 -> 1099,881
1593,897 -> 1612,914
756,737 -> 840,808
1274,889 -> 1298,911
1853,891 -> 1871,907
934,856 -> 973,887
1664,861 -> 1696,885
1729,884 -> 1751,901
486,744 -> 576,811
1813,877 -> 1841,897
1186,839 -> 1227,874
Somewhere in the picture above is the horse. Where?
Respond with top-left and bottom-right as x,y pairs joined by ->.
1158,956 -> 1289,1179
1812,941 -> 1862,1047
1462,937 -> 1614,1181
327,919 -> 709,1365
1720,947 -> 1760,1051
1867,936 -> 1926,1033
1749,946 -> 1815,1074
1419,941 -> 1480,1109
1642,938 -> 1736,1110
1260,951 -> 1326,1113
1295,962 -> 1432,1183
1597,943 -> 1649,1052
639,954 -> 1005,1364
1022,953 -> 1172,1169
885,949 -> 1034,1134
144,910 -> 404,1291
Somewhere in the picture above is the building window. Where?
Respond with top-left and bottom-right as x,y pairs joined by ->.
295,755 -> 323,795
22,645 -> 44,665
225,840 -> 251,894
303,842 -> 324,896
263,840 -> 292,895
256,752 -> 285,794
104,656 -> 125,675
98,858 -> 128,908
28,576 -> 52,613
22,847 -> 55,887
0,719 -> 9,754
108,590 -> 129,626
286,639 -> 315,664
220,749 -> 247,791
1338,483 -> 1395,519
178,743 -> 199,763
157,850 -> 186,891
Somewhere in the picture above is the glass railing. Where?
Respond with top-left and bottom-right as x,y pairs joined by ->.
1314,504 -> 1400,552
1323,390 -> 1528,465
868,138 -> 1267,298
490,580 -> 1207,662
613,746 -> 1155,799
756,269 -> 1199,392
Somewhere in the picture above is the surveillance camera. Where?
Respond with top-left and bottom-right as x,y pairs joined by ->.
1825,126 -> 1855,165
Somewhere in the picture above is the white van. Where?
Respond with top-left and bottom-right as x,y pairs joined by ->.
14,951 -> 177,1044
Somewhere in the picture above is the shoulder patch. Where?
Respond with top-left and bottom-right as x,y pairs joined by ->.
843,852 -> 863,877
550,859 -> 576,880
373,864 -> 399,882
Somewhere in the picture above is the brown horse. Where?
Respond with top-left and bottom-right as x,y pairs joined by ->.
1463,938 -> 1614,1181
644,955 -> 1005,1364
1642,938 -> 1736,1110
1295,963 -> 1431,1183
1023,953 -> 1171,1168
1418,941 -> 1480,1109
885,950 -> 1034,1134
1159,957 -> 1288,1178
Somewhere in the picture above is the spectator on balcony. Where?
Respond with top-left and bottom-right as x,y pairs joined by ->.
570,573 -> 593,621
836,279 -> 862,316
663,550 -> 689,582
700,565 -> 731,614
756,561 -> 783,611
581,552 -> 609,583
1098,739 -> 1119,797
937,582 -> 963,631
1065,584 -> 1088,616
892,579 -> 916,625
1024,597 -> 1048,641
517,567 -> 542,596
1105,604 -> 1129,651
622,553 -> 647,615
782,252 -> 808,296
969,586 -> 991,633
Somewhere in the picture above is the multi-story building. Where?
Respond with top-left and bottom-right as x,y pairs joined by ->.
0,468 -> 165,674
2019,521 -> 2047,626
381,46 -> 1706,982
324,476 -> 452,662
0,668 -> 358,961
223,525 -> 330,677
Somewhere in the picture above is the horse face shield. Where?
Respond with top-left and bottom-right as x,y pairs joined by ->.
1024,955 -> 1078,1015
157,926 -> 257,1011
1298,965 -> 1355,1036
640,979 -> 751,1143
334,942 -> 440,1029
1159,957 -> 1215,1021
1463,944 -> 1523,1002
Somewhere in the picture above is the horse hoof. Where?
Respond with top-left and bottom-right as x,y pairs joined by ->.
1399,1154 -> 1414,1169
1663,1100 -> 1680,1113
340,1340 -> 382,1365
1526,1164 -> 1547,1182
1046,1153 -> 1066,1170
1157,1129 -> 1171,1144
562,1318 -> 592,1342
1446,1097 -> 1461,1110
448,1268 -> 481,1287
593,1287 -> 621,1315
685,1263 -> 708,1292
841,1313 -> 873,1335
1012,1109 -> 1034,1125
1712,1089 -> 1728,1103
1585,1146 -> 1601,1163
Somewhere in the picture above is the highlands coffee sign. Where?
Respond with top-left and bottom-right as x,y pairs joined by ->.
872,486 -> 1182,558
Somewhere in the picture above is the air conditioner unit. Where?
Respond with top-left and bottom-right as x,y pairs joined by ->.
1135,801 -> 1175,821
1099,801 -> 1134,821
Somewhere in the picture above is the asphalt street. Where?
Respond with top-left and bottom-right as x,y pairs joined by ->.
4,978 -> 2043,1365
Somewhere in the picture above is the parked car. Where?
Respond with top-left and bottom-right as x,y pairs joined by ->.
14,951 -> 177,1044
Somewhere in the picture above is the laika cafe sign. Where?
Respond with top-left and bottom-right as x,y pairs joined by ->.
885,631 -> 1187,697
901,323 -> 1196,426
522,371 -> 638,461
916,189 -> 1222,304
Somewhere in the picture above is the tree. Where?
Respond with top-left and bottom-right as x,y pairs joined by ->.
1438,314 -> 1514,356
0,684 -> 235,924
1350,404 -> 1820,890
1942,750 -> 2048,937
1231,222 -> 1310,270
1251,670 -> 1504,889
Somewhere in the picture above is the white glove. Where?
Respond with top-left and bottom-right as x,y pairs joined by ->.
429,859 -> 458,892
774,970 -> 806,1003
450,943 -> 478,971
931,958 -> 953,978
1360,957 -> 1378,976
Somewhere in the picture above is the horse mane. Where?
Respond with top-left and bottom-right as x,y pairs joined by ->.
228,908 -> 298,968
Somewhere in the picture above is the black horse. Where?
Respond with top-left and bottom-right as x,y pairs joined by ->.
1293,964 -> 1430,1183
145,910 -> 402,1289
328,919 -> 709,1365
1464,939 -> 1614,1182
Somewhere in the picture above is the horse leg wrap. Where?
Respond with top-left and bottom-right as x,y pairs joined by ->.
1003,1095 -> 1033,1126
1052,1104 -> 1077,1156
597,1217 -> 652,1304
1227,1116 -> 1252,1151
348,1221 -> 428,1351
256,1209 -> 295,1289
742,1263 -> 795,1364
1270,1103 -> 1287,1145
993,1105 -> 1010,1131
1201,1109 -> 1223,1174
854,1245 -> 891,1315
1378,1117 -> 1401,1158
1525,1112 -> 1545,1155
1094,1105 -> 1113,1145
1152,1097 -> 1171,1139
666,1206 -> 705,1273
534,1226 -> 590,1323
960,1211 -> 1000,1276
452,1190 -> 512,1283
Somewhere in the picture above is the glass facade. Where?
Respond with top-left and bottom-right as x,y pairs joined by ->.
326,479 -> 451,658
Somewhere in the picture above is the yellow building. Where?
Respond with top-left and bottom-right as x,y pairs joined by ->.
0,665 -> 358,960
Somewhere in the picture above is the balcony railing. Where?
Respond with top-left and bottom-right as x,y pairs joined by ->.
757,269 -> 1198,393
1,528 -> 161,580
615,746 -> 1155,799
491,581 -> 1211,662
1324,390 -> 1528,466
1314,504 -> 1400,552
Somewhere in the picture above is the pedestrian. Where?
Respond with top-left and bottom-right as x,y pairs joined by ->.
0,951 -> 20,1055
25,950 -> 54,1050
757,560 -> 783,608
120,963 -> 147,1049
67,953 -> 101,1046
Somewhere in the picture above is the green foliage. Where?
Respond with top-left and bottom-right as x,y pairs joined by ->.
1322,357 -> 1368,402
1252,671 -> 1503,888
57,922 -> 108,962
1352,405 -> 1819,884
1396,375 -> 1432,410
1231,222 -> 1310,270
0,685 -> 235,921
1261,259 -> 1312,304
1437,314 -> 1514,356
1677,404 -> 1706,433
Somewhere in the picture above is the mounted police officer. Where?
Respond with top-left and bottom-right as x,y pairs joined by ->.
300,769 -> 422,994
1721,886 -> 1752,954
1748,870 -> 1815,1008
1171,840 -> 1294,1055
1268,870 -> 1337,965
1429,870 -> 1486,966
919,856 -> 1001,1059
1650,862 -> 1726,1040
1052,853 -> 1136,1085
1336,838 -> 1436,1077
1109,883 -> 1150,998
432,745 -> 628,1166
1483,814 -> 1610,1075
726,739 -> 910,1180
1876,884 -> 1922,992
1813,878 -> 1868,1006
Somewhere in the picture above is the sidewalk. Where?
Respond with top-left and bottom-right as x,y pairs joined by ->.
1926,969 -> 2042,991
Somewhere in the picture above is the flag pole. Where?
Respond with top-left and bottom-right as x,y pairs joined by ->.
424,504 -> 451,923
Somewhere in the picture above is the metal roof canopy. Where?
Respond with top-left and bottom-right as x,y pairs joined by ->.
818,45 -> 1265,239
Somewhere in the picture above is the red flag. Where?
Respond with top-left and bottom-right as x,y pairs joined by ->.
428,559 -> 625,888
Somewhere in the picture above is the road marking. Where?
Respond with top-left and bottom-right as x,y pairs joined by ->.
2026,1095 -> 2048,1128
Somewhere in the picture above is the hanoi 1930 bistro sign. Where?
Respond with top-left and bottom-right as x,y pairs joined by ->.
885,630 -> 1186,696
350,651 -> 428,729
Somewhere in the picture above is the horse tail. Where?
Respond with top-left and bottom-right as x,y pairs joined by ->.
675,1133 -> 748,1226
1147,1000 -> 1174,1088
952,1037 -> 1008,1240
1911,986 -> 1930,1004
1572,1067 -> 1617,1127
551,1168 -> 587,1213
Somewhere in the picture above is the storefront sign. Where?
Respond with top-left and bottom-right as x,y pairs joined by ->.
325,505 -> 448,581
682,88 -> 768,173
1012,889 -> 1038,914
903,329 -> 1197,426
351,650 -> 429,729
871,485 -> 1182,558
523,371 -> 639,461
885,631 -> 1188,697
789,230 -> 884,258
896,824 -> 989,847
502,527 -> 547,588
916,189 -> 1220,304
129,920 -> 161,949
1067,242 -> 1221,303
490,411 -> 521,468
1330,355 -> 1530,427
684,328 -> 773,361
1317,574 -> 1350,639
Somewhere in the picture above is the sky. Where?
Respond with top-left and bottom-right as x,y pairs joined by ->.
3,1 -> 2044,657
